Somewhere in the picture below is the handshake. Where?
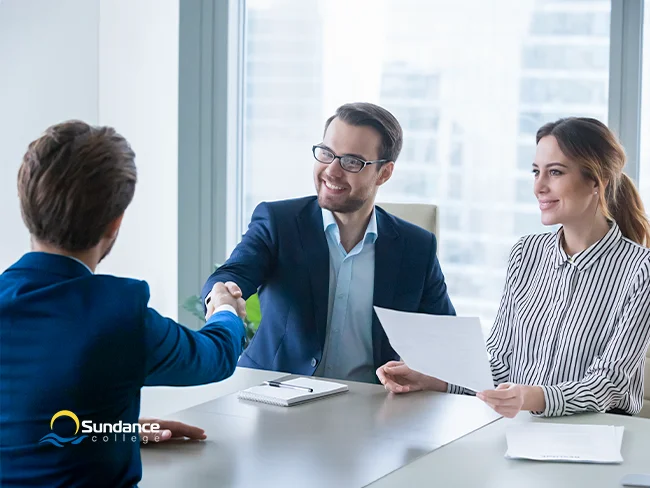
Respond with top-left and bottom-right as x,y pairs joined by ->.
205,281 -> 247,321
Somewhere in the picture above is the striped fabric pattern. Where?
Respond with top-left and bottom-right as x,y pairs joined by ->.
451,222 -> 650,417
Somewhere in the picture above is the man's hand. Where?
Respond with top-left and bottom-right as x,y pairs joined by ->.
205,281 -> 246,320
376,361 -> 448,393
138,418 -> 207,443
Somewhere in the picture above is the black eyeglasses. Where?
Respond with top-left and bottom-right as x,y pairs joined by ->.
312,145 -> 388,174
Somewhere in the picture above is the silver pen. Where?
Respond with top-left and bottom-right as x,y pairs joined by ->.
264,380 -> 313,392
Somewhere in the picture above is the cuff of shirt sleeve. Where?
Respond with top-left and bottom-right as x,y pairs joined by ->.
213,304 -> 237,316
446,383 -> 466,395
537,385 -> 565,417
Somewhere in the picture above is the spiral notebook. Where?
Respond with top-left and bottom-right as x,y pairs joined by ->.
237,377 -> 348,407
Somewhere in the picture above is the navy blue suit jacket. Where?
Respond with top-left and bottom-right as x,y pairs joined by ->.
202,196 -> 455,377
0,253 -> 245,488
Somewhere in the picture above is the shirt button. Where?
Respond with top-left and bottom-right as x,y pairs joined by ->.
337,293 -> 345,299
311,358 -> 318,367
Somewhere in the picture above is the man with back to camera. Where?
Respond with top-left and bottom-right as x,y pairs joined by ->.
0,120 -> 248,487
202,102 -> 456,383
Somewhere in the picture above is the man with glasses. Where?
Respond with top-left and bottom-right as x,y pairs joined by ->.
202,102 -> 455,383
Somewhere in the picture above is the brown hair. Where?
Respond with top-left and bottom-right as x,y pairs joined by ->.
324,102 -> 403,163
18,120 -> 137,251
536,117 -> 650,246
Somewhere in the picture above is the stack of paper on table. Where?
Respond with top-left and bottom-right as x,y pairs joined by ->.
506,423 -> 625,464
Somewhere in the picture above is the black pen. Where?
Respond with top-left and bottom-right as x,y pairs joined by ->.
264,380 -> 313,392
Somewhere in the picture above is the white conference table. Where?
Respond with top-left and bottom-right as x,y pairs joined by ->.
140,367 -> 280,418
368,410 -> 650,488
140,368 -> 650,488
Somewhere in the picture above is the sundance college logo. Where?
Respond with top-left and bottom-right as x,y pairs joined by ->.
39,410 -> 161,447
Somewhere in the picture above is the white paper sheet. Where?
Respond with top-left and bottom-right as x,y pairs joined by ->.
374,307 -> 493,393
505,423 -> 624,464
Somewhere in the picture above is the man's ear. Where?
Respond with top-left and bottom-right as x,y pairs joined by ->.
376,161 -> 395,186
104,214 -> 125,240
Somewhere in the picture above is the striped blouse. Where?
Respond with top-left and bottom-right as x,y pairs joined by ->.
450,222 -> 650,416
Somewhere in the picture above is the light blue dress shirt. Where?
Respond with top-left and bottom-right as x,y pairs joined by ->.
314,208 -> 378,383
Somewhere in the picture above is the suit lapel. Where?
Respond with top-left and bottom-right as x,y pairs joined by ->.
296,199 -> 330,348
373,209 -> 402,309
372,209 -> 403,368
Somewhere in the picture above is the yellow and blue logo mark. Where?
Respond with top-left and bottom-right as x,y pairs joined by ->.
39,410 -> 88,447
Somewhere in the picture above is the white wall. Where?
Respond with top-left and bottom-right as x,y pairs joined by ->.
0,0 -> 100,272
0,0 -> 180,320
97,0 -> 180,319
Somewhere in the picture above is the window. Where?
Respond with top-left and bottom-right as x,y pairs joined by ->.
529,11 -> 609,36
520,78 -> 608,105
450,141 -> 463,167
381,70 -> 440,100
441,207 -> 462,231
518,110 -> 605,136
639,5 -> 650,205
517,142 -> 535,171
400,136 -> 437,165
523,45 -> 609,71
516,176 -> 534,204
447,172 -> 462,200
242,0 -> 611,328
396,107 -> 440,132
514,211 -> 548,237
383,170 -> 433,199
441,240 -> 485,266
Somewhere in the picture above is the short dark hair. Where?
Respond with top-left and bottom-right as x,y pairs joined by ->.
324,102 -> 403,163
17,120 -> 137,251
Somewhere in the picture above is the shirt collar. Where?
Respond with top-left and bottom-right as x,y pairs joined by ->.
63,255 -> 94,274
8,252 -> 94,278
550,221 -> 622,271
321,207 -> 378,245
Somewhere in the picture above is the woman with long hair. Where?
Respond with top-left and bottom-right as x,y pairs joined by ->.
377,117 -> 650,417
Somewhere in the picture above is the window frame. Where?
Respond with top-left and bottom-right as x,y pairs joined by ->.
178,0 -> 646,322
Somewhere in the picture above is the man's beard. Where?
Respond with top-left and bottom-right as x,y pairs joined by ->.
316,179 -> 369,213
317,192 -> 366,213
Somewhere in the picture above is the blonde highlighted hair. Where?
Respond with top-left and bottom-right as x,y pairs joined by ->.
536,117 -> 650,246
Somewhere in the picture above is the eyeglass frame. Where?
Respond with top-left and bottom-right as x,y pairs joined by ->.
312,144 -> 389,173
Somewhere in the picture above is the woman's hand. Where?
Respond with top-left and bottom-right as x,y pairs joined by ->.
376,361 -> 448,393
476,383 -> 545,418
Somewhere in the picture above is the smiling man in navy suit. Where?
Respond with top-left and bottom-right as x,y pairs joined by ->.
202,102 -> 455,383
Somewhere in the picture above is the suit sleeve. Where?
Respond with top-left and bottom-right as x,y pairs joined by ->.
201,201 -> 277,307
143,294 -> 246,386
418,233 -> 456,316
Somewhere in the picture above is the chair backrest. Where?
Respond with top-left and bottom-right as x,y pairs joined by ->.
641,345 -> 650,418
377,203 -> 439,237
